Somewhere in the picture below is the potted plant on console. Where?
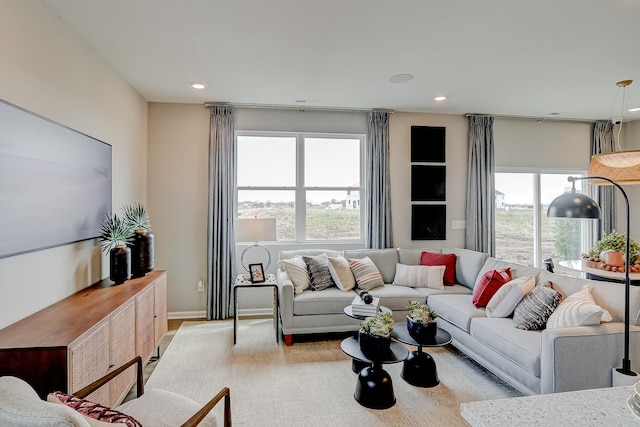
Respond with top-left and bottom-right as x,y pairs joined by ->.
406,300 -> 438,342
99,213 -> 134,284
359,311 -> 394,359
123,202 -> 154,278
585,230 -> 640,272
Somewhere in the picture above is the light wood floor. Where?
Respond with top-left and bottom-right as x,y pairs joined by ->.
124,318 -> 204,402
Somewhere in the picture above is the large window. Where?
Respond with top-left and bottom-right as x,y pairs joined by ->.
236,132 -> 363,241
495,171 -> 590,267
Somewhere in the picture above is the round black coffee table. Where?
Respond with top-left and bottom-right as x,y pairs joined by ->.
341,336 -> 408,409
391,324 -> 452,387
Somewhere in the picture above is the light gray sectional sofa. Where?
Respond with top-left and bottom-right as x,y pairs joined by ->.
276,247 -> 640,395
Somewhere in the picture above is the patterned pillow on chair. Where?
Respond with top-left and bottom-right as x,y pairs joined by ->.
48,392 -> 142,427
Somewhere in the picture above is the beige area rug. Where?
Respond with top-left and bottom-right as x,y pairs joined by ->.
145,319 -> 521,427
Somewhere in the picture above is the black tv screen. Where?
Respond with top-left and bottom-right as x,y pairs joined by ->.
0,99 -> 112,258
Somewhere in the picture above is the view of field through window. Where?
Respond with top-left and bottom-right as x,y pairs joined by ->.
495,173 -> 585,266
237,134 -> 362,241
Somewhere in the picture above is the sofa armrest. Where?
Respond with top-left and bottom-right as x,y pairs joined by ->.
276,268 -> 295,331
540,322 -> 640,394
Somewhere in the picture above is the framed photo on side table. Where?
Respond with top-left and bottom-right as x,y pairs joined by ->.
249,263 -> 265,283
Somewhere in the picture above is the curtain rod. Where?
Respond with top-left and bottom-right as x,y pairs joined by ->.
204,102 -> 393,114
465,113 -> 596,124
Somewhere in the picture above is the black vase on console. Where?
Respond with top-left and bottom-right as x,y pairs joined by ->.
110,245 -> 131,284
130,229 -> 154,278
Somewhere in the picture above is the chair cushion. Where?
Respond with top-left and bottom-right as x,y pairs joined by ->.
115,388 -> 217,427
420,252 -> 457,285
48,392 -> 141,427
0,376 -> 89,427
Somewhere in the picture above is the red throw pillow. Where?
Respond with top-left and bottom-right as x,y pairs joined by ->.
420,252 -> 457,285
473,268 -> 512,308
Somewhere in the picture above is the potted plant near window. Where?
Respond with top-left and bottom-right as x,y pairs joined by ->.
406,300 -> 438,342
122,202 -> 154,278
99,214 -> 134,284
590,230 -> 640,271
359,311 -> 394,358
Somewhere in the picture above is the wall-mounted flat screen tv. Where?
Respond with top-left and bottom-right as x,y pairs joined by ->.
0,99 -> 112,258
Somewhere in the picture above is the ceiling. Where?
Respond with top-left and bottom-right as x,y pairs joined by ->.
42,0 -> 640,122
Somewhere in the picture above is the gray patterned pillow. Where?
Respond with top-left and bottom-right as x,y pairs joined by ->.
513,285 -> 562,330
303,254 -> 335,291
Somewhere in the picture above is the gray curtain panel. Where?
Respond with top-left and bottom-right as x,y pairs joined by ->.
465,115 -> 495,255
591,120 -> 616,239
365,111 -> 393,249
207,105 -> 236,320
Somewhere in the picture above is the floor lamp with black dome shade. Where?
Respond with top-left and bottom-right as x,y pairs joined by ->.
548,173 -> 638,385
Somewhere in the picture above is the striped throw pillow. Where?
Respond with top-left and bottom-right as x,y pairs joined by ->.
513,285 -> 562,330
348,256 -> 384,291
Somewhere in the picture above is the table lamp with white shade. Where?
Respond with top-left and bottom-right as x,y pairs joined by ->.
235,217 -> 277,273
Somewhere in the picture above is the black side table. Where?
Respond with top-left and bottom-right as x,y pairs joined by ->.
343,305 -> 391,373
341,336 -> 408,409
391,324 -> 452,387
233,274 -> 279,344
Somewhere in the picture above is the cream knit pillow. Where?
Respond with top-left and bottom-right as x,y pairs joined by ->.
279,256 -> 310,295
546,285 -> 612,329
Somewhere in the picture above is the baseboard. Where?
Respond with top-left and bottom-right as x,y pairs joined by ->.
168,308 -> 275,320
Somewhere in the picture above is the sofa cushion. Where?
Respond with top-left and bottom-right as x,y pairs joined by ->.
367,284 -> 425,311
279,256 -> 310,294
0,376 -> 90,427
349,256 -> 384,290
513,285 -> 562,330
470,317 -> 542,377
303,254 -> 335,291
420,251 -> 457,285
344,248 -> 399,283
474,257 -> 543,290
392,264 -> 445,290
398,248 -> 440,265
293,287 -> 356,315
442,247 -> 489,290
428,294 -> 486,333
327,256 -> 356,291
537,270 -> 640,325
472,268 -> 512,308
415,284 -> 473,300
546,285 -> 612,329
486,275 -> 536,318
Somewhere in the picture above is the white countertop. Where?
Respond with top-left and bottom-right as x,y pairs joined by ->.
460,386 -> 640,426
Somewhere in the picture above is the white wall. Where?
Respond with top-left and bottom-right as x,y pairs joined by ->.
0,0 -> 148,329
619,120 -> 640,240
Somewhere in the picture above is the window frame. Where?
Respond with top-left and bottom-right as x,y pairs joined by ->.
235,130 -> 366,243
495,167 -> 591,268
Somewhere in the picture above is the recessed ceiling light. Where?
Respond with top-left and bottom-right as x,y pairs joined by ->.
389,74 -> 414,83
434,96 -> 447,101
629,107 -> 640,112
191,82 -> 206,90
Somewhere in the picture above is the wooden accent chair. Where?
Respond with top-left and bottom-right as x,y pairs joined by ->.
0,356 -> 231,427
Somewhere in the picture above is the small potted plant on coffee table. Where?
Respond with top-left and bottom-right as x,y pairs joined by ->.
406,300 -> 438,343
359,311 -> 394,358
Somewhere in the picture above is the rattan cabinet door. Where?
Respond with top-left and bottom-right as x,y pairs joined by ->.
154,274 -> 168,345
70,320 -> 110,405
109,301 -> 136,406
136,285 -> 155,362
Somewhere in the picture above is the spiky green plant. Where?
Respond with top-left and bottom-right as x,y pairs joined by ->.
406,300 -> 438,322
122,202 -> 151,231
360,311 -> 394,336
99,214 -> 134,254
